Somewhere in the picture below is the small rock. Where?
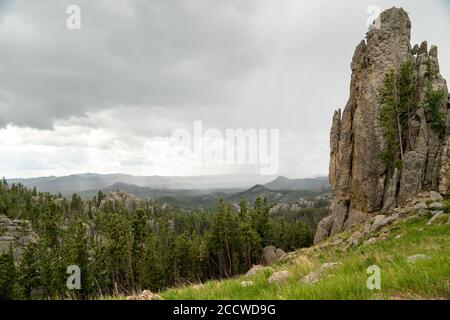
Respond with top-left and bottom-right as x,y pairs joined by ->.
373,215 -> 386,225
413,202 -> 427,211
275,248 -> 287,261
431,210 -> 444,216
369,214 -> 394,233
300,271 -> 322,284
240,281 -> 254,287
429,202 -> 445,210
267,271 -> 290,285
362,223 -> 371,233
0,235 -> 15,241
192,284 -> 203,290
319,262 -> 340,272
245,265 -> 263,277
429,191 -> 443,201
426,211 -> 444,225
417,208 -> 430,217
363,237 -> 379,246
126,290 -> 163,300
395,234 -> 402,239
406,254 -> 430,264
405,215 -> 418,221
301,262 -> 339,285
347,231 -> 363,247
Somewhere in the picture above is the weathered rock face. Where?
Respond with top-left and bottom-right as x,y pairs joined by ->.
315,7 -> 449,243
0,214 -> 38,260
99,191 -> 149,213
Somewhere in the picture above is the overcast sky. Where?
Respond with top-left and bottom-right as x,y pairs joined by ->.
0,0 -> 449,179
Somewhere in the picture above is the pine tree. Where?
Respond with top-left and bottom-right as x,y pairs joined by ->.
0,247 -> 17,300
19,243 -> 40,299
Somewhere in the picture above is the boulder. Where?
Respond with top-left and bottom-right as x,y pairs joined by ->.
426,211 -> 445,225
301,262 -> 339,285
429,191 -> 443,201
267,271 -> 290,285
313,215 -> 333,244
300,270 -> 322,285
406,254 -> 430,264
245,265 -> 263,277
261,246 -> 277,265
413,202 -> 427,211
261,246 -> 287,265
363,237 -> 379,246
429,202 -> 445,210
417,208 -> 430,217
275,248 -> 287,260
369,215 -> 387,233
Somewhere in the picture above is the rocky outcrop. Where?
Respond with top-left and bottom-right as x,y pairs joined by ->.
315,7 -> 449,243
0,214 -> 38,260
99,191 -> 149,213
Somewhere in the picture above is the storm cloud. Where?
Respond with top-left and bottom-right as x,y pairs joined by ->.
0,0 -> 449,178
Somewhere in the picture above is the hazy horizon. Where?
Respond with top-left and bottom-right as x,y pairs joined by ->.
6,171 -> 327,181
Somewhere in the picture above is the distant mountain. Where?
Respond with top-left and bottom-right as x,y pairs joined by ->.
8,173 -> 275,195
7,173 -> 331,208
82,182 -> 331,209
79,182 -> 201,199
264,176 -> 329,190
226,185 -> 284,203
225,184 -> 330,205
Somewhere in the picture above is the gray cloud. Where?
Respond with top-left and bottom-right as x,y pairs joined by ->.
0,0 -> 449,177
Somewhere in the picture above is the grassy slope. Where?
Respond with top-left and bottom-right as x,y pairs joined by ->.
162,214 -> 450,300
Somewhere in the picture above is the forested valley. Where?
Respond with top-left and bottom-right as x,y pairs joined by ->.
0,179 -> 328,299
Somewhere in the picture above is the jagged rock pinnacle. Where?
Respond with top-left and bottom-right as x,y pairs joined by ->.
314,7 -> 449,244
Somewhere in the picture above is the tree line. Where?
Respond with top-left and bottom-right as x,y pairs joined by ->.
0,179 -> 322,299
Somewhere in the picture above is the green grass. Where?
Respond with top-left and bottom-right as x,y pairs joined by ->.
161,215 -> 450,300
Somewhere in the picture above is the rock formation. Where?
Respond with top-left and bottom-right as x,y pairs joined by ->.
99,190 -> 150,213
0,214 -> 38,260
315,7 -> 450,243
261,245 -> 287,265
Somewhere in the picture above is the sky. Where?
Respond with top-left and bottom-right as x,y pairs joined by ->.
0,0 -> 449,179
